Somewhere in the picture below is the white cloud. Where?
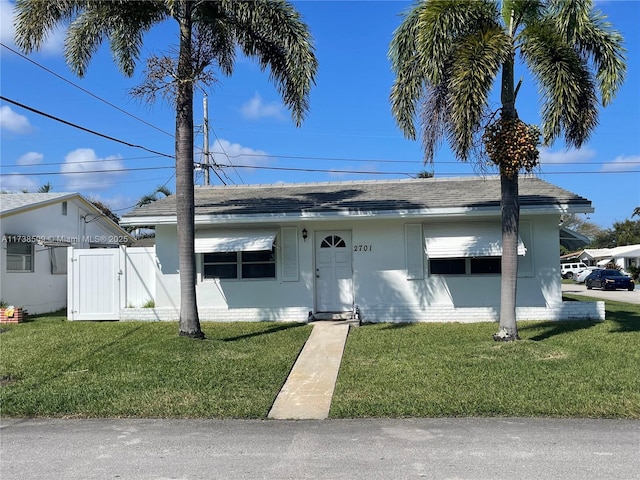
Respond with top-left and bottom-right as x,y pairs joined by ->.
240,93 -> 285,121
0,0 -> 65,54
61,148 -> 125,190
17,151 -> 44,165
539,147 -> 596,164
0,173 -> 38,192
0,106 -> 32,134
0,0 -> 16,47
601,155 -> 640,173
210,139 -> 270,171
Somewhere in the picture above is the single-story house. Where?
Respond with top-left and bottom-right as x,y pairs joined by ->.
118,176 -> 603,323
0,193 -> 133,314
569,245 -> 640,272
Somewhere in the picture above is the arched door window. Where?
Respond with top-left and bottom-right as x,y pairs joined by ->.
320,235 -> 346,248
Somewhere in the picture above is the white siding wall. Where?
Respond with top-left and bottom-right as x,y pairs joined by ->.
1,200 -> 125,314
146,214 -> 593,323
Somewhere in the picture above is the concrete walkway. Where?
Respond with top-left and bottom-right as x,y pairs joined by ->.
268,321 -> 351,420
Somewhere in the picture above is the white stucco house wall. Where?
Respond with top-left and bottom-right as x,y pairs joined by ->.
119,176 -> 603,323
0,193 -> 133,314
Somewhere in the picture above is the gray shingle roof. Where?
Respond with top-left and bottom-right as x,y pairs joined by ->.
122,176 -> 591,220
0,192 -> 77,215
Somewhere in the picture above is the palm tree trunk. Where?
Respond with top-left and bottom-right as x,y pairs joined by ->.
176,1 -> 203,339
497,172 -> 520,340
494,52 -> 520,341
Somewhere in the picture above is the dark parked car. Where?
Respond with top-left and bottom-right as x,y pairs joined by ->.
585,269 -> 635,291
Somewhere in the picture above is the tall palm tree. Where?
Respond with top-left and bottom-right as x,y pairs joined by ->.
14,0 -> 317,338
390,0 -> 625,340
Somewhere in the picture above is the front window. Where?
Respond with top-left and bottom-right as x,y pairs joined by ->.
203,249 -> 276,280
7,242 -> 33,272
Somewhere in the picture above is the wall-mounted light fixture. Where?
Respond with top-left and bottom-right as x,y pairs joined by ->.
302,228 -> 308,242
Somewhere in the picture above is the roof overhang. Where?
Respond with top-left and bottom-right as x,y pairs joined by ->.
120,203 -> 591,227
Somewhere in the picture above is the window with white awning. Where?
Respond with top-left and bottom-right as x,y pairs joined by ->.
196,228 -> 280,280
425,223 -> 527,258
195,228 -> 278,253
425,223 -> 526,275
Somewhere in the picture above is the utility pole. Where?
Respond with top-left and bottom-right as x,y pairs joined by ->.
203,96 -> 210,186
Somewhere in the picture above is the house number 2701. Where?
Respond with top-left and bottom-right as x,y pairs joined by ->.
354,245 -> 372,252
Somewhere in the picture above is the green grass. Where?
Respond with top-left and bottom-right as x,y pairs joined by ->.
330,295 -> 640,418
0,314 -> 311,418
2,298 -> 638,419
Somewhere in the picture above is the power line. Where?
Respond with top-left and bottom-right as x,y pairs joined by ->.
210,150 -> 640,167
3,160 -> 638,178
2,155 -> 167,168
214,163 -> 640,176
1,166 -> 174,176
211,128 -> 244,184
0,42 -> 174,138
1,95 -> 174,159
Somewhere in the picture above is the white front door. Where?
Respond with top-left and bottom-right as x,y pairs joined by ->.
315,231 -> 353,312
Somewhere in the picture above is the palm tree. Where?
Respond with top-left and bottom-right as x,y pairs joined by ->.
14,0 -> 317,338
37,182 -> 53,193
137,185 -> 172,208
390,0 -> 625,340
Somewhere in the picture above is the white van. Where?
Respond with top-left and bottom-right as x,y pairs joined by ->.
560,262 -> 588,279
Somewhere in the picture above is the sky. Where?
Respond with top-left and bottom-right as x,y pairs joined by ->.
1,0 -> 638,229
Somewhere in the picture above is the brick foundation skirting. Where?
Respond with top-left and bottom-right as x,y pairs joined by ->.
117,301 -> 604,323
119,306 -> 311,323
358,301 -> 605,323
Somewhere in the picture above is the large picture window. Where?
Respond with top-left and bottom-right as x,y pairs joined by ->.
203,248 -> 276,280
7,242 -> 33,272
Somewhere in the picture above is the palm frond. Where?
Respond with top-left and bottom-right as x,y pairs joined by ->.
390,0 -> 503,158
520,20 -> 598,148
65,2 -> 167,77
389,2 -> 426,141
208,0 -> 317,127
546,0 -> 626,106
420,82 -> 450,164
416,0 -> 501,84
447,25 -> 512,160
14,0 -> 81,53
571,13 -> 626,106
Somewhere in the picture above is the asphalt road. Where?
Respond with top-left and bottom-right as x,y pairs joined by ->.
562,282 -> 640,304
1,418 -> 638,480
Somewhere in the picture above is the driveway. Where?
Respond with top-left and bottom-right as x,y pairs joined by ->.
1,418 -> 638,480
562,282 -> 640,304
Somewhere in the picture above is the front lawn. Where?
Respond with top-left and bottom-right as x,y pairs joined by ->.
331,295 -> 640,418
0,315 -> 311,418
1,297 -> 638,418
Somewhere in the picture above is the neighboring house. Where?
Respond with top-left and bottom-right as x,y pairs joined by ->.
0,193 -> 133,314
569,245 -> 640,272
119,176 -> 602,323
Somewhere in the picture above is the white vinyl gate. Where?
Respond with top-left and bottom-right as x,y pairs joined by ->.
68,246 -> 156,321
